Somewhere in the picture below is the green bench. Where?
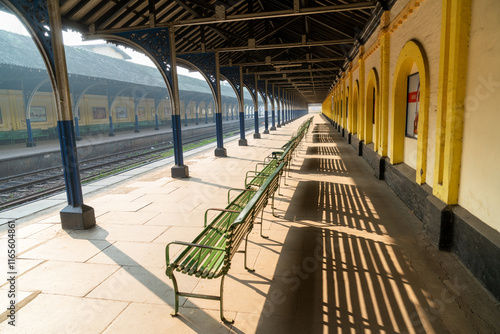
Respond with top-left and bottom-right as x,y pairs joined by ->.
165,162 -> 285,323
246,117 -> 312,190
164,117 -> 312,323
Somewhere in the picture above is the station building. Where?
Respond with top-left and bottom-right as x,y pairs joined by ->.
322,0 -> 500,300
0,30 -> 254,144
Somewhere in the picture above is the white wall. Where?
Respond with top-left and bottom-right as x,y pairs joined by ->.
459,0 -> 500,231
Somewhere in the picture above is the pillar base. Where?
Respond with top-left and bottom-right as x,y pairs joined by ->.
75,136 -> 83,141
253,133 -> 261,139
239,138 -> 248,146
215,147 -> 227,157
155,127 -> 159,131
26,142 -> 36,147
423,195 -> 454,250
277,124 -> 281,128
109,133 -> 115,137
270,126 -> 277,131
171,164 -> 189,178
135,129 -> 140,133
374,156 -> 387,180
263,129 -> 269,134
60,204 -> 96,230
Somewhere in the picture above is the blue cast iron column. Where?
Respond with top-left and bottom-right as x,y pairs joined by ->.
270,84 -> 276,131
281,91 -> 285,126
277,88 -> 281,128
263,80 -> 269,134
253,75 -> 260,139
44,0 -> 95,229
238,66 -> 247,146
168,29 -> 189,177
155,108 -> 160,130
214,52 -> 227,157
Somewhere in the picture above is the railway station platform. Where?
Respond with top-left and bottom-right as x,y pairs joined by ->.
0,118 -> 252,178
1,114 -> 499,333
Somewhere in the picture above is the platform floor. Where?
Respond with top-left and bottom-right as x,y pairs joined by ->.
0,114 -> 499,333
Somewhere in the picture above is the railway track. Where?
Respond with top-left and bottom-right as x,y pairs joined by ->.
0,125 -> 253,211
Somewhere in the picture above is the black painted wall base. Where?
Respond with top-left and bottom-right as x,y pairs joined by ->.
360,142 -> 378,171
451,206 -> 500,300
348,133 -> 351,144
423,195 -> 454,250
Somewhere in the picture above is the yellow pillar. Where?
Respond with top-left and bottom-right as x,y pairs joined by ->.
433,0 -> 472,204
342,77 -> 347,129
379,11 -> 390,156
348,67 -> 353,132
358,46 -> 366,141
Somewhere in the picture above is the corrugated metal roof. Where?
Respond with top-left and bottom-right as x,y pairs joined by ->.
1,0 -> 393,102
0,29 -> 238,97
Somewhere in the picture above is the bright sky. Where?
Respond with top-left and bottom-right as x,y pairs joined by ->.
0,11 -> 206,80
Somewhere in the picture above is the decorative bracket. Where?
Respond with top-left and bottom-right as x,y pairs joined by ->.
5,0 -> 56,83
178,52 -> 217,94
220,66 -> 242,101
243,75 -> 257,103
112,28 -> 173,91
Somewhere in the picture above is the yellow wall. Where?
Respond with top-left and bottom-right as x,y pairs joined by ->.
459,0 -> 500,231
388,0 -> 442,185
327,0 -> 500,232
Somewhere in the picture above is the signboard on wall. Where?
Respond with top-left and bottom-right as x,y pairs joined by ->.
93,107 -> 106,119
138,107 -> 145,117
406,73 -> 420,138
30,106 -> 47,122
116,107 -> 128,119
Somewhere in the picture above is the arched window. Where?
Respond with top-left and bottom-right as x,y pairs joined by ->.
365,68 -> 379,145
390,40 -> 430,184
352,80 -> 359,134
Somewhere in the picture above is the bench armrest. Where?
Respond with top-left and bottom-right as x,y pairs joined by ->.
204,208 -> 242,227
227,188 -> 256,204
165,240 -> 225,267
244,173 -> 269,187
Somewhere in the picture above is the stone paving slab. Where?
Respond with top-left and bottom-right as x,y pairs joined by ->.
0,115 -> 499,333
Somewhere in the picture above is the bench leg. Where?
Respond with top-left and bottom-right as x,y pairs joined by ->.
259,210 -> 269,239
220,275 -> 234,323
170,272 -> 180,316
271,194 -> 277,217
244,231 -> 255,272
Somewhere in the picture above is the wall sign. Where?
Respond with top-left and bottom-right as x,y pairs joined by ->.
116,107 -> 128,119
93,107 -> 106,119
406,73 -> 420,138
30,106 -> 47,122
